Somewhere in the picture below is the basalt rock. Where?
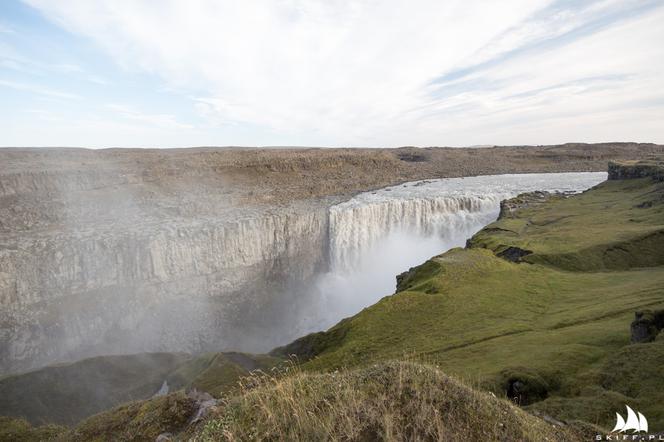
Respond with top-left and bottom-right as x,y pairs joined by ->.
497,246 -> 533,263
608,160 -> 664,181
630,310 -> 664,343
499,367 -> 550,406
498,191 -> 553,219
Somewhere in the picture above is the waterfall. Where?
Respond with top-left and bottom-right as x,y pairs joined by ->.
329,195 -> 501,272
301,172 -> 607,332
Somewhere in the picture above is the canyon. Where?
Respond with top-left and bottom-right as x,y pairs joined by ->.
1,143 -> 662,375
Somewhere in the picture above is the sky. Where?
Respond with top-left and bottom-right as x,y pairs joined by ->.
0,0 -> 663,148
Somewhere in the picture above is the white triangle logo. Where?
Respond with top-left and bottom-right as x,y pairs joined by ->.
611,405 -> 648,433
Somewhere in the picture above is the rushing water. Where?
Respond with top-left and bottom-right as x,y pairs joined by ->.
298,172 -> 607,333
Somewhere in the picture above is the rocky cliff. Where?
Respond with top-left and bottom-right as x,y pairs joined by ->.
1,144 -> 662,374
608,159 -> 664,181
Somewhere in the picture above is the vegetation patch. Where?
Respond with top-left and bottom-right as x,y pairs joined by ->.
0,352 -> 190,426
67,391 -> 198,442
197,361 -> 584,441
0,417 -> 66,442
168,352 -> 283,397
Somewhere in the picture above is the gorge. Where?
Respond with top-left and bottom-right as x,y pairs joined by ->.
0,148 -> 607,375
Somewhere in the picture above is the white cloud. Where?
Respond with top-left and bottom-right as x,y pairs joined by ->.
403,4 -> 664,145
18,0 -> 664,146
0,78 -> 81,100
106,103 -> 193,129
0,22 -> 15,34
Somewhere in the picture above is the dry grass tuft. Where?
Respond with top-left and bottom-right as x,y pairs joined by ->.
196,361 -> 583,441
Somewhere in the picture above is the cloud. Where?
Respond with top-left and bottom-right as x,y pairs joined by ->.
19,0 -> 664,145
0,78 -> 81,100
106,103 -> 193,129
0,23 -> 15,34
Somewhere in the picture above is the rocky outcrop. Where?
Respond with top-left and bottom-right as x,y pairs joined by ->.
496,246 -> 533,262
499,368 -> 550,406
631,310 -> 664,343
608,160 -> 664,181
497,191 -> 577,219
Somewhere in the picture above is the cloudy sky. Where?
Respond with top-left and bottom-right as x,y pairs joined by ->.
1,0 -> 663,148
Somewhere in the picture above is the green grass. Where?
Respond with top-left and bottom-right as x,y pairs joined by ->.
67,391 -> 198,442
0,417 -> 66,442
0,352 -> 190,426
469,178 -> 664,270
167,352 -> 283,397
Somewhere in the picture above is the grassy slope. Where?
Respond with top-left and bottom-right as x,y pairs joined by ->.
0,352 -> 190,426
0,351 -> 280,429
166,352 -> 282,397
66,391 -> 198,442
470,177 -> 664,270
198,361 -> 590,442
0,417 -> 66,442
273,171 -> 664,430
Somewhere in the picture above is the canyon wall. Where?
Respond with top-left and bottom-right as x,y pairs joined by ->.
0,207 -> 331,374
1,144 -> 657,374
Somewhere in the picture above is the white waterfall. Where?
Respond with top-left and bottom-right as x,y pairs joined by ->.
302,172 -> 607,332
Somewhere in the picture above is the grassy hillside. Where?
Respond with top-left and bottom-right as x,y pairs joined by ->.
273,162 -> 664,430
0,351 -> 280,428
4,361 -> 593,442
0,353 -> 190,426
198,361 -> 590,441
166,352 -> 282,397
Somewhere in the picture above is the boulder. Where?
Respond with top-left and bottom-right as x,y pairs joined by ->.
630,310 -> 664,343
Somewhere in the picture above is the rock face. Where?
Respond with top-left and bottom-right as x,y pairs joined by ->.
0,206 -> 331,374
631,310 -> 664,343
608,160 -> 664,181
498,191 -> 558,219
1,144 -> 661,375
496,246 -> 533,262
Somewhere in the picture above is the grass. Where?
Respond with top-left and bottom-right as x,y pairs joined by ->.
67,391 -> 198,442
167,352 -> 283,397
0,417 -> 66,442
0,351 -> 280,428
196,361 -> 588,442
469,178 -> 664,270
0,352 -> 190,426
